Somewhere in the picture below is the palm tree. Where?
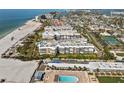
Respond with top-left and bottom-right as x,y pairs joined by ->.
68,67 -> 72,70
78,66 -> 82,71
96,68 -> 100,72
74,65 -> 78,70
51,65 -> 55,70
83,66 -> 87,71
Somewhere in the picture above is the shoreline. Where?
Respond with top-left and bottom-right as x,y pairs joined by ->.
0,19 -> 33,39
0,19 -> 33,40
0,19 -> 42,56
0,20 -> 28,40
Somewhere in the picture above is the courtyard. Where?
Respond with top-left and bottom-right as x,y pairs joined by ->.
43,70 -> 91,83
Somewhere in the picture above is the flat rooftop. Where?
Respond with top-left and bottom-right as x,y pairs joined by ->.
57,39 -> 93,47
45,25 -> 73,31
37,38 -> 94,48
42,29 -> 79,36
37,40 -> 57,48
47,61 -> 124,71
98,62 -> 124,70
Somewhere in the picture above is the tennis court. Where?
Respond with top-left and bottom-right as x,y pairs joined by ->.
102,36 -> 120,45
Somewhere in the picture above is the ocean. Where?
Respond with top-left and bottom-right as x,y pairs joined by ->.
0,9 -> 65,39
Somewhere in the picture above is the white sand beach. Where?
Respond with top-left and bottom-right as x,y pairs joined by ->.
0,20 -> 42,83
0,20 -> 41,56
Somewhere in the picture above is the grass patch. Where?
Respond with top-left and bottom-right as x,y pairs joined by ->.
16,27 -> 44,61
37,53 -> 98,60
97,76 -> 124,83
57,53 -> 98,59
116,53 -> 124,56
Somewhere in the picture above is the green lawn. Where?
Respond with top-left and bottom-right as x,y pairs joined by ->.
57,53 -> 98,59
40,53 -> 98,59
16,27 -> 44,61
97,76 -> 124,83
116,53 -> 124,56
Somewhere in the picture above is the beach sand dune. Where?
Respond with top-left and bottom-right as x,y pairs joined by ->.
0,20 -> 41,83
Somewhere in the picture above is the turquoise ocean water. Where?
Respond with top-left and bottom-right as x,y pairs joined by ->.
0,9 -> 65,39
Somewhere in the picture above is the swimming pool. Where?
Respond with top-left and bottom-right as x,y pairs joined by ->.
58,75 -> 79,83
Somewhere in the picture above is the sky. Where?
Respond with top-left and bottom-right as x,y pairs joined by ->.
0,0 -> 124,9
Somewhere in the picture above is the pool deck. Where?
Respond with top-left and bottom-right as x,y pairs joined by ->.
43,70 -> 90,83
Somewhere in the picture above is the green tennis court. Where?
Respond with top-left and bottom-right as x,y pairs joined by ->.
102,36 -> 120,45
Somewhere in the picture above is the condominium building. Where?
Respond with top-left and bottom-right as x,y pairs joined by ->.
37,25 -> 97,55
37,39 -> 97,55
44,25 -> 73,32
42,30 -> 81,40
57,39 -> 96,54
51,19 -> 63,26
35,16 -> 40,22
37,40 -> 57,55
42,25 -> 81,40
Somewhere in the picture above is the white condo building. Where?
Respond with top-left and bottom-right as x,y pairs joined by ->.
37,39 -> 97,55
37,25 -> 97,55
42,25 -> 81,40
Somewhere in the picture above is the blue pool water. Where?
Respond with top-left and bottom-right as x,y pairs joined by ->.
58,75 -> 79,83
